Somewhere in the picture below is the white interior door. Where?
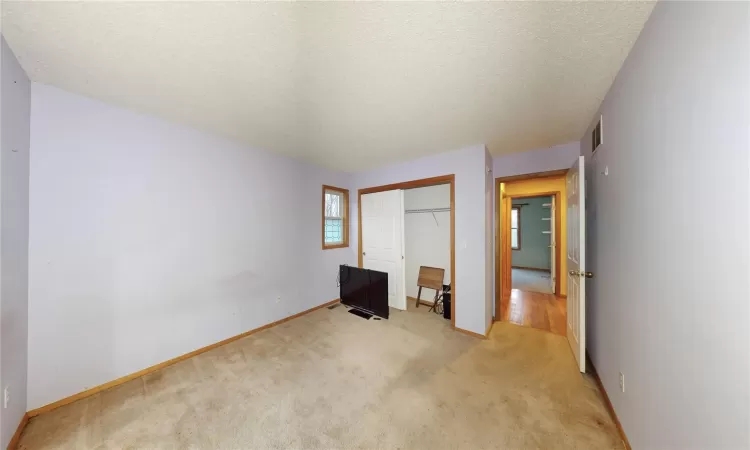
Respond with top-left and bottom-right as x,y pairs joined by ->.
566,156 -> 586,372
361,190 -> 407,311
549,196 -> 556,294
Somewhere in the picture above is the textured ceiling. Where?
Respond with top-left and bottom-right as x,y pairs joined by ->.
1,1 -> 654,171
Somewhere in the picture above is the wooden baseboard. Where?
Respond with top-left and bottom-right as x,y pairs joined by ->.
27,298 -> 340,418
455,327 -> 488,339
406,296 -> 434,307
586,353 -> 631,450
7,413 -> 29,450
511,265 -> 551,272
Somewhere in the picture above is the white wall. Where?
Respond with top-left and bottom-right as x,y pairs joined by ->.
350,145 -> 488,335
581,2 -> 749,448
403,185 -> 450,301
0,36 -> 31,450
493,141 -> 579,178
27,83 -> 354,410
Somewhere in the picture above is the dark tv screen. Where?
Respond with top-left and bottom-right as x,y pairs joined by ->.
339,265 -> 389,319
366,269 -> 389,319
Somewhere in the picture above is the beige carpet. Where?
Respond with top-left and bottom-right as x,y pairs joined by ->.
19,300 -> 622,449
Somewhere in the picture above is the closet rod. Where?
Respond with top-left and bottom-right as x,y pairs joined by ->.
404,207 -> 451,214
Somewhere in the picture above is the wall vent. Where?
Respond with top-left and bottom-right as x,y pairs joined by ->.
592,116 -> 603,154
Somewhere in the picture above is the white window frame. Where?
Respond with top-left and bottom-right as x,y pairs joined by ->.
511,206 -> 521,250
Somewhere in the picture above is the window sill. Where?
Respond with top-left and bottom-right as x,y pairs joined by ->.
323,243 -> 349,250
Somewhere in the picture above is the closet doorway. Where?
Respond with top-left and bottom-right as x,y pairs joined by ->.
403,184 -> 451,315
358,175 -> 455,328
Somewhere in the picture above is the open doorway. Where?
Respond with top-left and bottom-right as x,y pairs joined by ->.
495,170 -> 567,336
358,175 -> 455,328
511,195 -> 554,295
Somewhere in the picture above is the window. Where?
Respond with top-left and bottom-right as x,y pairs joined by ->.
322,185 -> 349,249
511,207 -> 521,250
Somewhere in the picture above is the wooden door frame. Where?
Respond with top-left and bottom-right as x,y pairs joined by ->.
494,170 -> 566,320
358,174 -> 455,328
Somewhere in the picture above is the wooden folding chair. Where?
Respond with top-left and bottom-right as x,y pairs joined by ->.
416,266 -> 445,312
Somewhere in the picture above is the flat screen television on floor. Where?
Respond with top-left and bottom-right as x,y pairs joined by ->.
339,265 -> 389,319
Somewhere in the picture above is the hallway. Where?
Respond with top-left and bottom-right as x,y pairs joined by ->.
500,289 -> 566,336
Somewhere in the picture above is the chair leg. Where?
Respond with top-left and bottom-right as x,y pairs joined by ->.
416,286 -> 422,308
429,291 -> 440,312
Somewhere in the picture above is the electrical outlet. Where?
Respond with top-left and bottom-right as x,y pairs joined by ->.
276,295 -> 281,303
4,386 -> 9,408
619,372 -> 625,393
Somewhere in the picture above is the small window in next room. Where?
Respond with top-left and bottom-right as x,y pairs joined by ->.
511,206 -> 521,250
322,185 -> 349,249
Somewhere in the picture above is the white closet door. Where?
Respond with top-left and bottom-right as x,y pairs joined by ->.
361,190 -> 406,311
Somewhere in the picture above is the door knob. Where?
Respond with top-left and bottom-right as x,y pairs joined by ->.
569,270 -> 594,278
362,252 -> 366,256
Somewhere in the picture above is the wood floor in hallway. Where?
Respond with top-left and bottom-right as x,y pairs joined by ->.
500,289 -> 567,336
